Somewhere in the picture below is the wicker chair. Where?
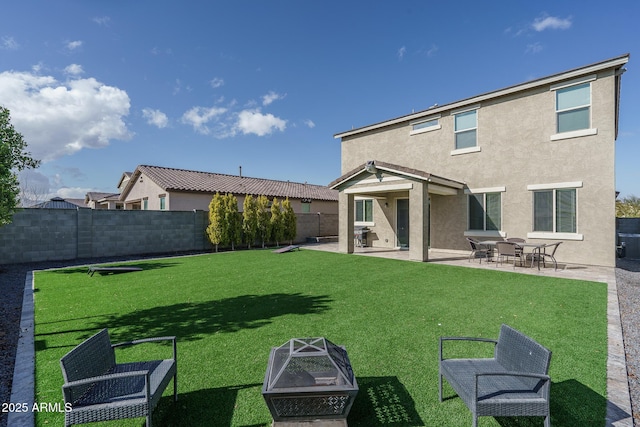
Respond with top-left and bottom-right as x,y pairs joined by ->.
60,329 -> 177,427
495,241 -> 525,268
439,324 -> 552,427
466,238 -> 492,263
506,237 -> 526,260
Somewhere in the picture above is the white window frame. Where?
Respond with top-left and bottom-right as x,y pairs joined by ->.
451,106 -> 480,155
410,115 -> 441,135
463,186 -> 506,238
550,76 -> 597,141
355,197 -> 374,226
527,181 -> 584,240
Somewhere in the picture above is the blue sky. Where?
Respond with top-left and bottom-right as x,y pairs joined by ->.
1,1 -> 638,202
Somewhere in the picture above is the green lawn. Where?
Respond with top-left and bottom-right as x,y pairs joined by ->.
33,249 -> 608,426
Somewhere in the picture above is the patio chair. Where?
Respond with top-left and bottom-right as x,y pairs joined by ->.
506,237 -> 526,261
466,238 -> 492,263
495,241 -> 524,268
532,242 -> 563,270
60,329 -> 177,427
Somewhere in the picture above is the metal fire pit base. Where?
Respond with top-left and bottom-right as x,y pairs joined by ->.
273,420 -> 347,427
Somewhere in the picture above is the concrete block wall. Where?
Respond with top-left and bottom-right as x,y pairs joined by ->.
0,209 -> 78,264
85,210 -> 211,258
617,218 -> 640,234
0,209 -> 338,265
295,213 -> 338,241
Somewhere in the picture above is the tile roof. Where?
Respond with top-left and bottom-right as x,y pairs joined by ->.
86,192 -> 120,201
132,165 -> 338,201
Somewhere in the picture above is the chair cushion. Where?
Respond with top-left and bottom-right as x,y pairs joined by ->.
73,360 -> 175,407
441,358 -> 548,417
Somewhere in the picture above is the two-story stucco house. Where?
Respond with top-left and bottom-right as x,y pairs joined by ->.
120,164 -> 338,214
330,54 -> 629,267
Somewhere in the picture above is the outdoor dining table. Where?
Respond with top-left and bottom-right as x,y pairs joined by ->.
478,241 -> 547,270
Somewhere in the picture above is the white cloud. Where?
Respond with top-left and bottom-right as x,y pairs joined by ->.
262,91 -> 285,106
304,119 -> 315,128
1,36 -> 19,50
532,15 -> 572,31
173,78 -> 192,95
56,186 -> 94,199
93,16 -> 111,26
66,40 -> 83,50
526,42 -> 544,54
180,106 -> 227,134
64,64 -> 84,76
235,109 -> 286,136
142,108 -> 169,128
210,77 -> 224,88
397,46 -> 406,60
0,70 -> 132,162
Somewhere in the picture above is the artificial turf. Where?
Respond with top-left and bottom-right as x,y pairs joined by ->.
33,249 -> 608,426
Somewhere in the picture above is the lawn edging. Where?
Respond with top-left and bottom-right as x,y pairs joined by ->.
7,271 -> 35,427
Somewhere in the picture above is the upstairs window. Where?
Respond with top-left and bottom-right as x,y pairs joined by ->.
410,116 -> 441,135
454,109 -> 477,149
556,82 -> 591,133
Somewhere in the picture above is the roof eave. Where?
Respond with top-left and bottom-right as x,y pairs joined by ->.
335,53 -> 630,140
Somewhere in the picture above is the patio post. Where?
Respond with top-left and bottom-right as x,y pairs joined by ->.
409,181 -> 429,262
338,192 -> 354,254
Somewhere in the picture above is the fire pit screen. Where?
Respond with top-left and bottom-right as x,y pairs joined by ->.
262,337 -> 358,422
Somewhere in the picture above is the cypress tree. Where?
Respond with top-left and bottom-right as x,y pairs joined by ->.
242,194 -> 258,249
282,197 -> 297,245
206,192 -> 224,252
224,193 -> 241,250
256,195 -> 270,248
270,198 -> 283,247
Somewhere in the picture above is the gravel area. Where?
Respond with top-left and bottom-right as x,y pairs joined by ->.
616,257 -> 640,426
1,256 -> 639,427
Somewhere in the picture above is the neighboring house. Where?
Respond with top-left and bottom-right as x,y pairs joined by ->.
119,164 -> 338,214
29,197 -> 89,209
85,192 -> 123,209
330,54 -> 629,267
86,172 -> 131,209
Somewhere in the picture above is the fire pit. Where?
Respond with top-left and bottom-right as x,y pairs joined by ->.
262,337 -> 358,423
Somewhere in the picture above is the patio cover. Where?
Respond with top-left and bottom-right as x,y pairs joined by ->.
329,160 -> 465,261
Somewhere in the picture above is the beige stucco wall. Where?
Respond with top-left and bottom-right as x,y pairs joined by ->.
122,174 -> 166,210
339,68 -> 619,266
